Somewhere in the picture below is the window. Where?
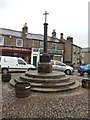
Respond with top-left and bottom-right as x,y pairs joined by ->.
51,61 -> 54,65
0,36 -> 4,45
52,43 -> 57,49
4,58 -> 7,62
18,59 -> 26,65
56,61 -> 65,66
16,39 -> 23,47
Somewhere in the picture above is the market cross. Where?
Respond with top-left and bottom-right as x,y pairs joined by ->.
37,11 -> 52,73
43,11 -> 49,23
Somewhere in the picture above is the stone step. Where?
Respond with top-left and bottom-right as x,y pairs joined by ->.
9,70 -> 80,93
29,80 -> 75,88
31,81 -> 80,92
9,77 -> 74,87
25,70 -> 65,79
20,74 -> 70,83
9,77 -> 22,87
9,79 -> 80,92
9,77 -> 79,90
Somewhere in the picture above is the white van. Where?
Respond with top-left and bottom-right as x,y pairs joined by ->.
0,56 -> 36,74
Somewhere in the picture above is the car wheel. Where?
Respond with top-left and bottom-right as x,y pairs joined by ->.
65,69 -> 71,75
83,72 -> 88,77
2,68 -> 8,74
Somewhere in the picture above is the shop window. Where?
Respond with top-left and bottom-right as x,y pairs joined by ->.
0,36 -> 4,45
16,39 -> 23,47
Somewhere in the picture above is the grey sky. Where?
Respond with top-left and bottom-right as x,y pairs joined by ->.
0,0 -> 88,48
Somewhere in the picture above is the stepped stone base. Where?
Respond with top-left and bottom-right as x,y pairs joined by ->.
9,70 -> 80,92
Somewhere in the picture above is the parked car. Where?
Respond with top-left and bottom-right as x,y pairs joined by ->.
78,64 -> 90,76
51,60 -> 74,75
0,56 -> 36,74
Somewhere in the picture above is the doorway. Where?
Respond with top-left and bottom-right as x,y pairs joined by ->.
33,56 -> 37,67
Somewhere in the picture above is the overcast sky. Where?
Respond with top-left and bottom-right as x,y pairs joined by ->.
0,0 -> 89,48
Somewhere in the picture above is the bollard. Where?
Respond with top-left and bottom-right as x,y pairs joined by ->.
82,78 -> 90,88
15,82 -> 31,98
2,73 -> 11,82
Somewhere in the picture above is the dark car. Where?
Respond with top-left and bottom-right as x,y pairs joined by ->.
78,64 -> 90,76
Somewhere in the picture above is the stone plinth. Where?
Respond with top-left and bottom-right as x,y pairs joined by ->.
40,53 -> 50,62
38,53 -> 52,73
38,62 -> 52,73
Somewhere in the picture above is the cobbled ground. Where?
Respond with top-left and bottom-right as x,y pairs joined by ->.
1,73 -> 90,119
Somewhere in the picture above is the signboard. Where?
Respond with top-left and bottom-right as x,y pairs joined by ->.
32,48 -> 63,55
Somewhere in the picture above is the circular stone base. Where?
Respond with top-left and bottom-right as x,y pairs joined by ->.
10,70 -> 80,92
25,70 -> 65,78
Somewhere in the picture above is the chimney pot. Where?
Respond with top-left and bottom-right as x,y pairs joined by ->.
60,33 -> 63,39
52,29 -> 56,38
22,23 -> 28,34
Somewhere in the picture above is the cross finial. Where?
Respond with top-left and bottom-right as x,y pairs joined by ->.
43,11 -> 49,23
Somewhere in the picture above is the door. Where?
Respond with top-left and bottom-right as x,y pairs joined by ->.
33,56 -> 37,67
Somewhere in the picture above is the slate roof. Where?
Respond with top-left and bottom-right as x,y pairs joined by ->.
0,28 -> 64,43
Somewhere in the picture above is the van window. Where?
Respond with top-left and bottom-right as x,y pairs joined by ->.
51,61 -> 54,65
18,59 -> 26,65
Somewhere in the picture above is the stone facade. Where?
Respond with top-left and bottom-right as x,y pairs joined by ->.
0,27 -> 82,67
72,45 -> 81,68
81,48 -> 90,64
64,40 -> 72,62
0,27 -> 64,64
60,35 -> 82,68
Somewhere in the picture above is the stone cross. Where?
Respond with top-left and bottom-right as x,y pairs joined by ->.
43,11 -> 49,23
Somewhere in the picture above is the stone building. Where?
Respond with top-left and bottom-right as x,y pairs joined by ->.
72,44 -> 81,68
0,25 -> 82,67
0,26 -> 64,66
81,47 -> 90,64
59,34 -> 82,68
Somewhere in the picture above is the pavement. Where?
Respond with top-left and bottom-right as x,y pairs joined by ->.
1,72 -> 90,119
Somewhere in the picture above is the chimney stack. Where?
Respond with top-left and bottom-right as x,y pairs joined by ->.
60,33 -> 63,39
22,23 -> 28,34
52,29 -> 56,38
67,36 -> 73,43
